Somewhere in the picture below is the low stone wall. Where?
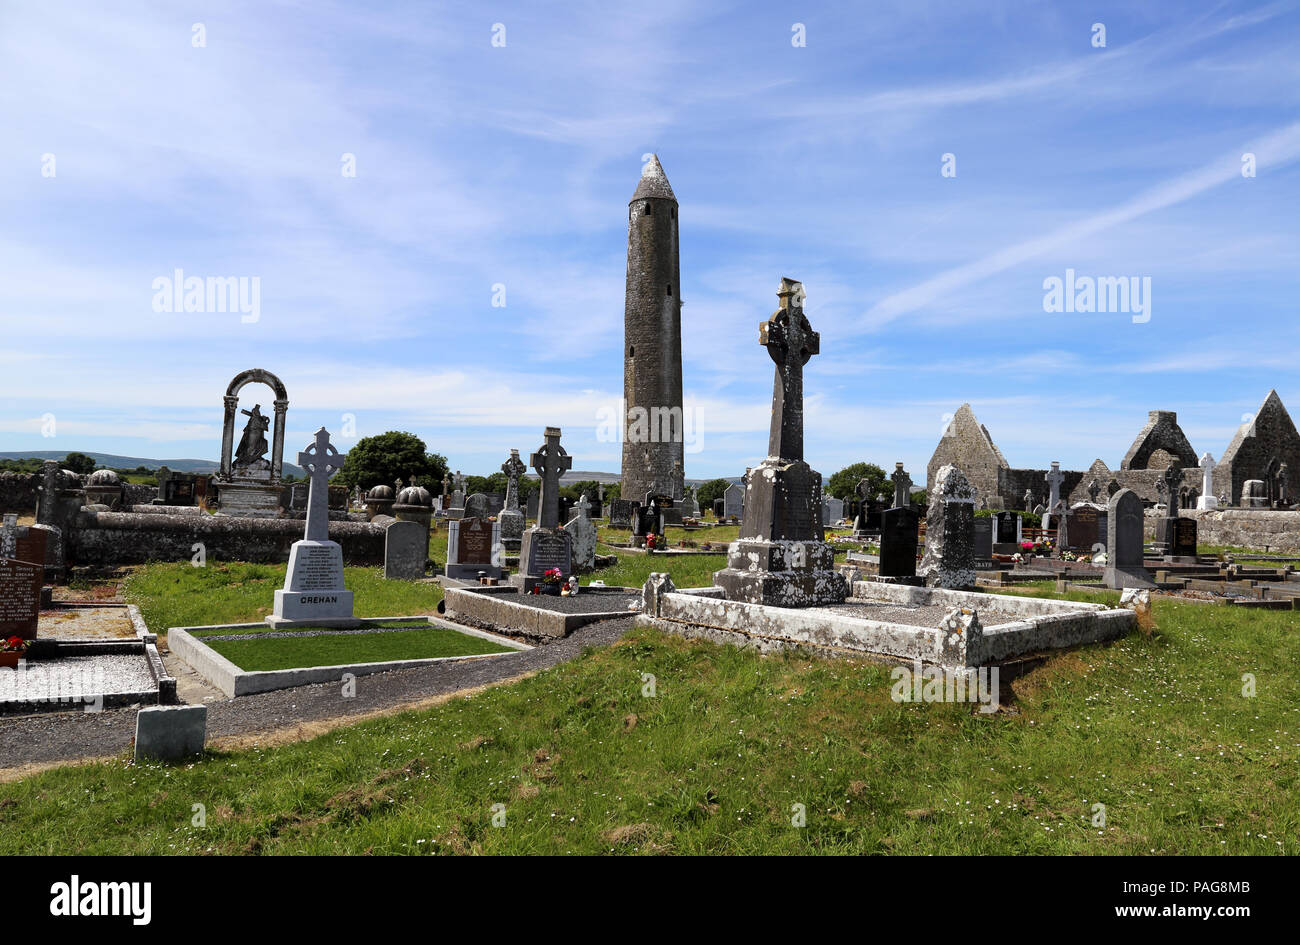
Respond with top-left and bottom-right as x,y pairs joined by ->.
67,509 -> 386,566
0,471 -> 40,513
1143,509 -> 1300,553
123,483 -> 158,505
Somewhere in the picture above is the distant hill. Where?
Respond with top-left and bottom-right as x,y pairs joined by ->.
0,450 -> 306,478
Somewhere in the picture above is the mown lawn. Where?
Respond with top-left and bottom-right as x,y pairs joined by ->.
2,594 -> 1297,855
124,563 -> 443,636
205,626 -> 514,672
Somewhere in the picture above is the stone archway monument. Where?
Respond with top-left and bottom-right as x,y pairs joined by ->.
215,368 -> 290,516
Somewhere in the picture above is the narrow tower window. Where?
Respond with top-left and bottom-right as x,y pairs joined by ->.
628,346 -> 635,357
645,202 -> 652,215
666,285 -> 672,296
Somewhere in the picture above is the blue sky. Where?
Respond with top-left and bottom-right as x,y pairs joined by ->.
2,0 -> 1297,484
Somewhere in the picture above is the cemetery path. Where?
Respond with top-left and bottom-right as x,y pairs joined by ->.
0,617 -> 637,777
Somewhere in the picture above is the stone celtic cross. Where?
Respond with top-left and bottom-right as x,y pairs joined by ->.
501,449 -> 526,511
760,278 -> 819,462
1163,463 -> 1182,513
530,426 -> 572,530
891,463 -> 912,509
298,427 -> 345,542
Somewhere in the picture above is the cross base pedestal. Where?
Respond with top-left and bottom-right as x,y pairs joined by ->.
713,538 -> 847,608
267,540 -> 359,628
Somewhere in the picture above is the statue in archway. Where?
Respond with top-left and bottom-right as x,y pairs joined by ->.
235,404 -> 271,467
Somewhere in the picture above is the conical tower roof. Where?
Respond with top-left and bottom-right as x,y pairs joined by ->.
631,154 -> 676,202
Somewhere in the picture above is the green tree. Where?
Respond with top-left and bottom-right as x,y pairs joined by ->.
695,478 -> 731,514
335,432 -> 448,492
826,462 -> 887,502
63,452 -> 97,475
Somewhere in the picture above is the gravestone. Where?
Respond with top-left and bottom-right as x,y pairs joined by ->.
713,278 -> 847,606
1,514 -> 49,570
1069,506 -> 1100,551
891,463 -> 913,509
1044,462 -> 1065,531
0,557 -> 42,640
993,511 -> 1021,548
684,487 -> 700,519
723,483 -> 744,520
824,496 -> 844,525
972,516 -> 994,569
711,498 -> 725,520
608,497 -> 635,528
446,515 -> 503,580
517,427 -> 574,590
1196,452 -> 1218,510
918,465 -> 976,589
464,493 -> 491,521
1153,463 -> 1195,558
564,511 -> 598,572
268,428 -> 358,628
499,449 -> 526,551
525,491 -> 540,521
383,520 -> 426,580
879,507 -> 919,578
1103,488 -> 1154,589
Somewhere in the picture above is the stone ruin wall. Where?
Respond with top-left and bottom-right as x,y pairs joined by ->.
68,510 -> 386,567
1141,509 -> 1300,554
0,471 -> 40,513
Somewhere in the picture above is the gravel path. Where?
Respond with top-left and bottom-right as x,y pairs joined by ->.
0,617 -> 637,771
504,590 -> 640,613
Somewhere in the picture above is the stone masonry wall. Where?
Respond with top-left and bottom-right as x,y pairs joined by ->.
68,510 -> 386,566
1141,509 -> 1300,553
0,471 -> 41,513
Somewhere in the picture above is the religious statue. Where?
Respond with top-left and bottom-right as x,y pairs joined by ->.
234,404 -> 270,467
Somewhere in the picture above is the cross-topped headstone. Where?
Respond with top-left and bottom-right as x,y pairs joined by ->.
1044,462 -> 1065,529
1023,488 -> 1034,511
1087,478 -> 1101,503
1278,463 -> 1288,505
573,493 -> 592,520
760,278 -> 819,462
1162,463 -> 1182,514
891,463 -> 912,509
855,478 -> 873,502
501,449 -> 526,511
298,427 -> 345,542
530,426 -> 572,530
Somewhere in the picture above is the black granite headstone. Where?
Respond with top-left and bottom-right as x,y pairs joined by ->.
879,507 -> 918,577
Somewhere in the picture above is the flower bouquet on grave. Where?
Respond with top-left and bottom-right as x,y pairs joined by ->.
539,567 -> 564,595
1,635 -> 29,668
645,532 -> 658,551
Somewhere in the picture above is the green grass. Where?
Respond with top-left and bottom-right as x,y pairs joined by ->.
186,619 -> 431,638
204,626 -> 513,672
124,563 -> 443,636
3,594 -> 1298,855
583,552 -> 727,589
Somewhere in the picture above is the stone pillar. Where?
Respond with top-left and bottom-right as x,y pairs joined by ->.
271,398 -> 289,481
220,395 -> 238,478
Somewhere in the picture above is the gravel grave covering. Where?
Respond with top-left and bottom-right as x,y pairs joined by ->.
34,606 -> 136,640
503,591 -> 641,614
817,599 -> 1025,627
0,653 -> 157,705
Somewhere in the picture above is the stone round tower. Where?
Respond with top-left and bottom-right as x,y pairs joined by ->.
621,154 -> 684,503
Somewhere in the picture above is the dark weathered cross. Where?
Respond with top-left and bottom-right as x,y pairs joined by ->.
530,427 -> 572,530
760,278 -> 819,462
891,463 -> 913,509
1162,463 -> 1183,514
501,449 -> 526,511
298,427 -> 345,542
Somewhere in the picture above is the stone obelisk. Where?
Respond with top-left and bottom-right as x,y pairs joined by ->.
621,155 -> 685,506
